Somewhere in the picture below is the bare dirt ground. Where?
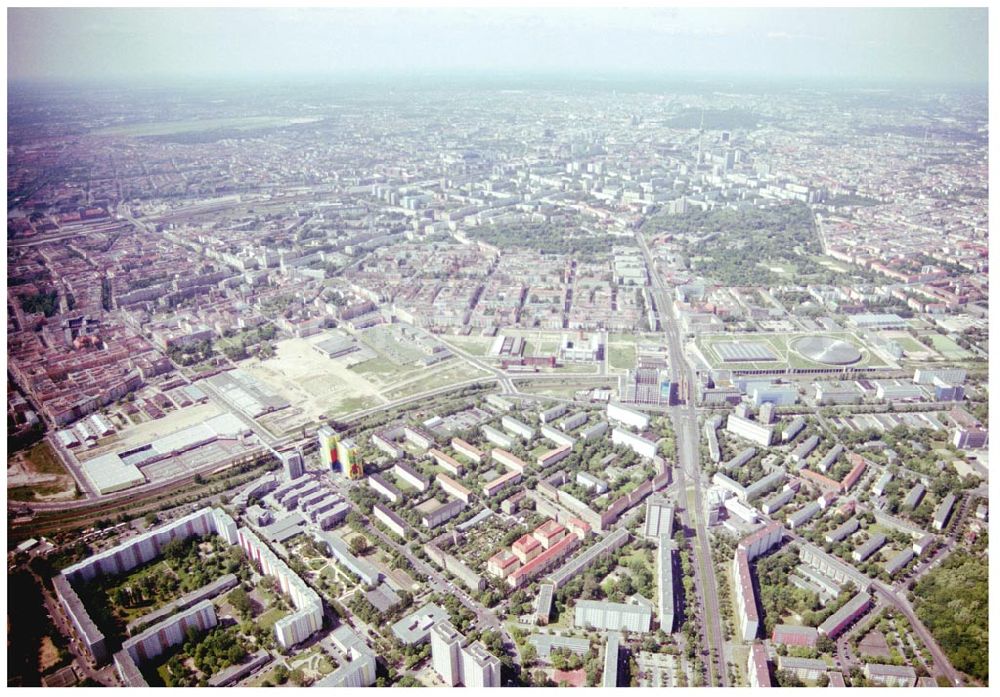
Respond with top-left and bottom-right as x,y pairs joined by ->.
241,338 -> 389,419
38,636 -> 61,673
7,451 -> 77,501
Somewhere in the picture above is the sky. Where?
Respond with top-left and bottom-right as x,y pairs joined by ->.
6,7 -> 990,86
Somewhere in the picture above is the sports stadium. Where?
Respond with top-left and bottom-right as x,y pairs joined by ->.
691,332 -> 897,376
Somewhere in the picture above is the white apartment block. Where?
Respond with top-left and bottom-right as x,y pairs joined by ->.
607,402 -> 650,430
611,427 -> 659,459
726,413 -> 775,446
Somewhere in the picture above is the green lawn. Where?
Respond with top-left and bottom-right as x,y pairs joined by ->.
317,657 -> 335,675
607,345 -> 636,370
927,334 -> 971,359
519,385 -> 587,399
808,255 -> 850,274
894,335 -> 930,353
246,664 -> 285,687
258,607 -> 287,631
351,355 -> 408,377
441,335 -> 494,356
332,395 -> 382,416
757,260 -> 799,275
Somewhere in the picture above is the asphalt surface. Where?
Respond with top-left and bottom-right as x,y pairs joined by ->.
636,229 -> 728,687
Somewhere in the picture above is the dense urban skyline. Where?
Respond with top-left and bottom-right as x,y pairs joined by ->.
7,4 -> 990,691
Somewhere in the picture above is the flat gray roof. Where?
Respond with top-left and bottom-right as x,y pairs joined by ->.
549,528 -> 629,588
390,603 -> 450,645
528,633 -> 590,659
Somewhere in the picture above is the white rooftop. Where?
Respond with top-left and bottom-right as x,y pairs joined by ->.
81,452 -> 145,495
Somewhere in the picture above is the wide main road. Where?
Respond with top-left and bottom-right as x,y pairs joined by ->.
636,230 -> 728,687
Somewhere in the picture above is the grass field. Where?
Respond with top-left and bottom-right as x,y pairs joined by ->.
257,607 -> 287,632
348,355 -> 416,382
551,363 -> 600,374
382,361 -> 488,401
439,334 -> 494,356
607,345 -> 637,370
92,115 -> 321,137
518,385 -> 588,400
808,255 -> 851,274
927,334 -> 971,360
892,335 -> 931,353
757,260 -> 799,275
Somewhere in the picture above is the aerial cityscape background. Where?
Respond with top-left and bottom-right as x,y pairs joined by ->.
6,5 -> 990,690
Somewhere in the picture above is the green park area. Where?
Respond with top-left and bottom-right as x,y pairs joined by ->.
607,344 -> 637,370
926,333 -> 972,360
913,552 -> 988,684
77,535 -> 248,634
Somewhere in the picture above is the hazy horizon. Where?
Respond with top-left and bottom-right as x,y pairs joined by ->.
7,7 -> 989,87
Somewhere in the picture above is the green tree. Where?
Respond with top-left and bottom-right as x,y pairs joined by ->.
350,535 -> 369,556
228,586 -> 253,619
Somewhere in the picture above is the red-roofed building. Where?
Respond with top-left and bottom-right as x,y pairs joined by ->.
567,517 -> 592,540
840,453 -> 867,492
537,445 -> 572,468
818,491 -> 838,509
483,469 -> 522,498
748,643 -> 772,688
512,534 -> 542,564
492,448 -> 526,473
487,550 -> 521,579
533,520 -> 567,550
772,624 -> 819,648
800,468 -> 840,492
508,533 -> 579,589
